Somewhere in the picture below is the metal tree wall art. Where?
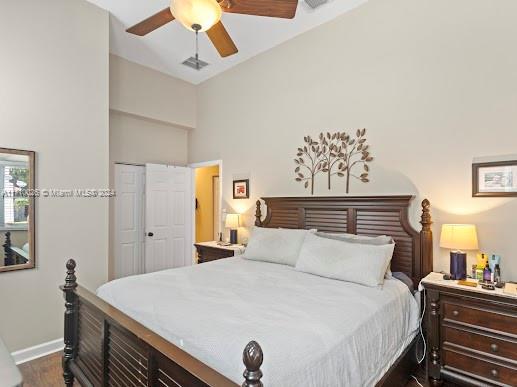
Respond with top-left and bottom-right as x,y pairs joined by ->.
294,129 -> 373,194
294,135 -> 323,195
319,131 -> 347,190
342,128 -> 373,193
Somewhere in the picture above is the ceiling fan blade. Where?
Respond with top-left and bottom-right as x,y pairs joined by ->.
220,0 -> 298,19
206,21 -> 238,58
126,8 -> 175,36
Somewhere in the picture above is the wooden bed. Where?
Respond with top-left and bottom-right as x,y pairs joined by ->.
61,195 -> 433,387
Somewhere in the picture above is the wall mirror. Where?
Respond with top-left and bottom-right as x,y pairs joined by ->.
0,148 -> 35,273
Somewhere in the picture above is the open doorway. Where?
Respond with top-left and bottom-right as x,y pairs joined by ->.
190,161 -> 222,244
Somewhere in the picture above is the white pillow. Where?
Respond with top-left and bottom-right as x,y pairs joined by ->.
243,227 -> 312,266
295,233 -> 395,287
315,232 -> 395,278
315,231 -> 394,245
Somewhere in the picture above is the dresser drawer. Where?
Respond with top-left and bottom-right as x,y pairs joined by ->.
443,326 -> 517,362
443,349 -> 517,386
443,301 -> 517,336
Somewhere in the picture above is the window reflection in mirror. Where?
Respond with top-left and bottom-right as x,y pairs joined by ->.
0,148 -> 35,273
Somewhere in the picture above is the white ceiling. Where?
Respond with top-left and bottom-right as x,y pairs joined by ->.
86,0 -> 367,84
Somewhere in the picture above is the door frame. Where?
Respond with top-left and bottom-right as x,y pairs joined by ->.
188,160 -> 223,260
212,175 -> 220,240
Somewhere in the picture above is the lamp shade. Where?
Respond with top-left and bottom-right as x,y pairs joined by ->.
225,214 -> 240,229
440,224 -> 479,250
170,0 -> 222,32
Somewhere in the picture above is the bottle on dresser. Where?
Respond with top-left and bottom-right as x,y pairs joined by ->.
483,263 -> 492,282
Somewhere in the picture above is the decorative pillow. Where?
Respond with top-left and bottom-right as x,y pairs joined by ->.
242,227 -> 313,266
392,272 -> 415,293
295,233 -> 395,287
315,231 -> 394,245
315,232 -> 395,278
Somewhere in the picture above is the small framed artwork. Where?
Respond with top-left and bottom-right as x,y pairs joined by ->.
473,160 -> 517,197
233,179 -> 249,199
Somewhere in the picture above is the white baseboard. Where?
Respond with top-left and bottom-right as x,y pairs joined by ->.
11,338 -> 63,365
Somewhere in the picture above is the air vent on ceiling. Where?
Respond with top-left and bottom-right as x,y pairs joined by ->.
304,0 -> 328,9
182,56 -> 209,71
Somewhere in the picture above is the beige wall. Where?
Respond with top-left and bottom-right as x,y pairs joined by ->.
110,55 -> 196,129
110,111 -> 188,166
0,0 -> 109,351
195,166 -> 220,243
190,0 -> 517,280
108,61 -> 191,279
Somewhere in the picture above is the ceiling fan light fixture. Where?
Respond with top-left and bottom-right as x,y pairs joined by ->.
170,0 -> 222,32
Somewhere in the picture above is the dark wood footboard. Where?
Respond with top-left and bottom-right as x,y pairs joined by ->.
61,259 -> 263,387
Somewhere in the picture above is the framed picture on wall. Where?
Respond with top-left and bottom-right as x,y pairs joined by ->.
233,179 -> 249,199
473,160 -> 517,197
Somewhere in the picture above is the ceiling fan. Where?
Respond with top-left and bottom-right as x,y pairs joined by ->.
126,0 -> 299,58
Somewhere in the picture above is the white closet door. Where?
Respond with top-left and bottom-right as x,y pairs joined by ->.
114,164 -> 145,278
145,164 -> 193,273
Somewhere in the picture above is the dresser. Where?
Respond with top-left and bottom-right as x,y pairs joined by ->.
421,273 -> 517,386
194,241 -> 245,264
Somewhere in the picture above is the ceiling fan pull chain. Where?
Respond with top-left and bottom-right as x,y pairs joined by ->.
195,29 -> 199,70
190,23 -> 202,70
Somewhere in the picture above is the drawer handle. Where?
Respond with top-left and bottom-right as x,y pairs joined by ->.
491,369 -> 499,378
490,343 -> 499,353
452,310 -> 459,317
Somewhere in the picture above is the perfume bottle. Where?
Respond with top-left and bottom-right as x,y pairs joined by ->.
489,254 -> 501,272
483,263 -> 492,282
494,264 -> 502,285
476,265 -> 484,281
471,264 -> 477,279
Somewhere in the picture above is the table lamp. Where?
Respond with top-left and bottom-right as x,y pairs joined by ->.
440,224 -> 479,280
225,214 -> 240,244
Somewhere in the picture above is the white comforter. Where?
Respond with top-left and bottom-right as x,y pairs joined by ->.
97,257 -> 419,387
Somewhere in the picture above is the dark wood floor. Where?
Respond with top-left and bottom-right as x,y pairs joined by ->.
18,352 -> 67,387
19,352 -> 449,387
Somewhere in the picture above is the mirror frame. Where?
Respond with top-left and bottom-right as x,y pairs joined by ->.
0,147 -> 35,273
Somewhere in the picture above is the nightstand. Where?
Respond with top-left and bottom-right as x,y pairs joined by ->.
194,241 -> 245,264
420,273 -> 517,386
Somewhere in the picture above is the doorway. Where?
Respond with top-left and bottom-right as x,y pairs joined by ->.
192,163 -> 221,243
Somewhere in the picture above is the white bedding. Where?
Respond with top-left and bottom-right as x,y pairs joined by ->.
97,257 -> 419,387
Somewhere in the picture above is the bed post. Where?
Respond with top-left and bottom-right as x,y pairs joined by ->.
3,231 -> 14,266
61,259 -> 78,387
255,200 -> 263,226
420,199 -> 433,277
242,341 -> 264,387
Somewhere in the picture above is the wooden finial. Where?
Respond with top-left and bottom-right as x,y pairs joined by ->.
255,200 -> 262,227
419,199 -> 434,277
242,341 -> 263,387
64,259 -> 77,290
420,199 -> 432,231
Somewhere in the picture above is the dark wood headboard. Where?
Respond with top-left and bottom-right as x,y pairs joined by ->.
254,196 -> 433,286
